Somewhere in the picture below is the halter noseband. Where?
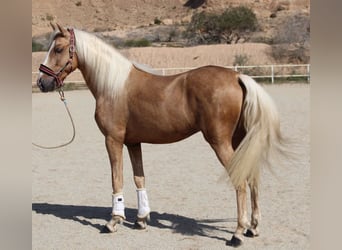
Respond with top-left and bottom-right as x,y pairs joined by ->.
39,28 -> 76,89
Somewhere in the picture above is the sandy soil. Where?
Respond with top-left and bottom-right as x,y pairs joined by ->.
32,83 -> 309,249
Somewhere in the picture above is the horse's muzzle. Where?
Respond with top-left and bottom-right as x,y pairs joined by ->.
37,77 -> 56,92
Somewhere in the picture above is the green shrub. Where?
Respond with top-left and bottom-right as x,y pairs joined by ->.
93,27 -> 108,32
46,14 -> 54,21
123,39 -> 151,47
189,6 -> 257,32
233,54 -> 249,66
32,40 -> 44,52
222,6 -> 257,31
187,6 -> 257,44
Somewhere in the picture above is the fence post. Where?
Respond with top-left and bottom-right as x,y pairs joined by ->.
307,64 -> 310,82
271,65 -> 274,84
162,68 -> 165,76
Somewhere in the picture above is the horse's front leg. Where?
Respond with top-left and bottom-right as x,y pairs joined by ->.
127,143 -> 151,229
104,136 -> 125,233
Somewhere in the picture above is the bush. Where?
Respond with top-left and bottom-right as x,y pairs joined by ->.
46,14 -> 54,21
32,40 -> 44,52
93,27 -> 108,32
233,54 -> 249,66
123,39 -> 151,47
186,6 -> 257,44
154,17 -> 162,25
220,6 -> 258,31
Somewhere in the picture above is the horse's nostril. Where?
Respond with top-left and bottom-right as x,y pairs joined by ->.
37,79 -> 42,88
37,78 -> 46,92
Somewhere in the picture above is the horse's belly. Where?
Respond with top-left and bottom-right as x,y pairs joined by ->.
124,119 -> 198,144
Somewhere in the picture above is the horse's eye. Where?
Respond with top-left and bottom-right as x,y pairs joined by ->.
54,47 -> 63,54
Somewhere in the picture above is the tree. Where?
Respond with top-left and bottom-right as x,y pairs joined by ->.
186,6 -> 258,45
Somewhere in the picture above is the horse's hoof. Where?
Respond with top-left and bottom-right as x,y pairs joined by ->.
226,235 -> 243,247
145,214 -> 151,222
245,229 -> 259,238
103,215 -> 124,233
112,215 -> 124,224
134,219 -> 147,230
103,222 -> 117,233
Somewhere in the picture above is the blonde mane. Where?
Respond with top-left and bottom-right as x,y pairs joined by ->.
74,29 -> 132,99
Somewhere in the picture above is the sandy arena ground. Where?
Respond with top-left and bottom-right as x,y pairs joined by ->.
32,84 -> 310,249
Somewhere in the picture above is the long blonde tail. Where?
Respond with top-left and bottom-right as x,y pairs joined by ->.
226,74 -> 287,188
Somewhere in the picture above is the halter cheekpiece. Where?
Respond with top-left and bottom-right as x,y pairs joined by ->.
39,28 -> 76,88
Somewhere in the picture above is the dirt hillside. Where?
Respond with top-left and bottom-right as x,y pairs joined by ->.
32,0 -> 309,37
32,0 -> 309,80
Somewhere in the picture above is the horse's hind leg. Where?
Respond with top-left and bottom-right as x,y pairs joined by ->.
231,181 -> 250,246
209,141 -> 249,247
127,143 -> 151,229
245,180 -> 260,238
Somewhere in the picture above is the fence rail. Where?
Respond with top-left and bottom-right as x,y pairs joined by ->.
155,64 -> 310,83
32,64 -> 310,86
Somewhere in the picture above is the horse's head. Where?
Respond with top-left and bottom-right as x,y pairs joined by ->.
37,23 -> 78,92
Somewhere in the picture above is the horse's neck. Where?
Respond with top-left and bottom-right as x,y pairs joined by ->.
75,30 -> 132,99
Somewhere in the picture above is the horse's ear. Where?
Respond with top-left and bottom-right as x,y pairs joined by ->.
56,23 -> 67,35
50,22 -> 57,31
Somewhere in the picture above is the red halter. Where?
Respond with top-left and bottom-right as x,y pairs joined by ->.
39,28 -> 76,88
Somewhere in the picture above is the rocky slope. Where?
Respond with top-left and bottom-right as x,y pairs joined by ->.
32,0 -> 309,36
32,0 -> 310,64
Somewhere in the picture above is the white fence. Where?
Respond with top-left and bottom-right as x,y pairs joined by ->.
32,64 -> 310,86
155,64 -> 310,83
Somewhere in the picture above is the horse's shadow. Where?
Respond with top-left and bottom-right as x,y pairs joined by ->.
32,203 -> 235,242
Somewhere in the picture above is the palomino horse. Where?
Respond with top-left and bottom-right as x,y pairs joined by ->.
37,24 -> 288,247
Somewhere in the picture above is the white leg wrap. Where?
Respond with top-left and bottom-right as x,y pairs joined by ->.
112,193 -> 126,219
137,188 -> 151,219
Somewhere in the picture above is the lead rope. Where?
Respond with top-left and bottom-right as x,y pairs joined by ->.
32,89 -> 76,149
